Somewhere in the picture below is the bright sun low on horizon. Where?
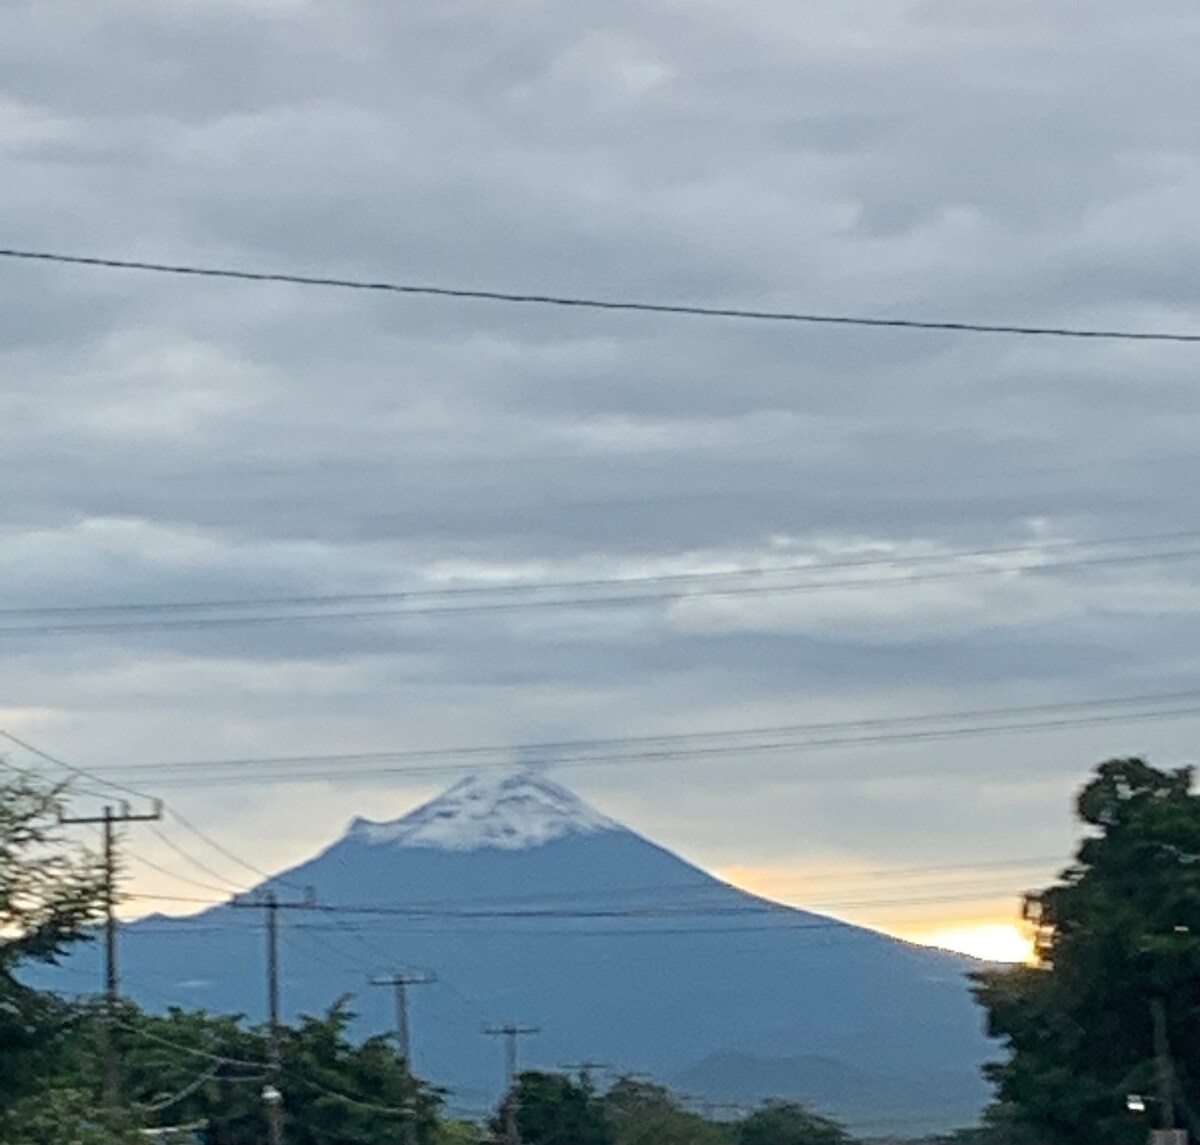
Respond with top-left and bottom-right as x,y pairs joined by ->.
909,923 -> 1035,963
717,864 -> 1037,964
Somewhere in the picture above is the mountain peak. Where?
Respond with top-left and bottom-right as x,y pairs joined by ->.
346,770 -> 621,852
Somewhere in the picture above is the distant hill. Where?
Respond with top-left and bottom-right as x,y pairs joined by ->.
30,771 -> 993,1133
674,1048 -> 986,1134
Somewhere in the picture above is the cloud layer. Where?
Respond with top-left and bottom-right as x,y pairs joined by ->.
2,0 -> 1199,939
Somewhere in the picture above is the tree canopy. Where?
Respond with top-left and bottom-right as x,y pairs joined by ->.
1,771 -> 108,1126
496,1071 -> 613,1145
973,757 -> 1200,1145
602,1078 -> 731,1145
738,1099 -> 850,1145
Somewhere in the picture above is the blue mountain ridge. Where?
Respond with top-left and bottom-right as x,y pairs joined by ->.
31,773 -> 995,1133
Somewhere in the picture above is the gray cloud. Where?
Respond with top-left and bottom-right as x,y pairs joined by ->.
1,0 -> 1199,928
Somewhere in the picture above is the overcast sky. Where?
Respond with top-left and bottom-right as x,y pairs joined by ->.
2,0 -> 1199,956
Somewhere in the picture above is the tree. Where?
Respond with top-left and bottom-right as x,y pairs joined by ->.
0,772 -> 109,1140
0,774 -> 107,968
603,1078 -> 731,1145
973,757 -> 1200,1145
115,999 -> 444,1145
494,1071 -> 612,1145
738,1099 -> 849,1145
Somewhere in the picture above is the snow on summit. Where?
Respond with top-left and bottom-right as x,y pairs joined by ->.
347,771 -> 620,851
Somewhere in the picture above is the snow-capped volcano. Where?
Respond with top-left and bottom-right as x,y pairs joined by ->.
36,770 -> 993,1134
346,770 -> 619,851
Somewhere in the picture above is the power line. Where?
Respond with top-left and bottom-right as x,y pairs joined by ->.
0,728 -> 154,801
81,687 -> 1200,788
126,842 -> 245,898
3,528 -> 1196,620
107,868 -> 1045,917
4,541 -> 1200,637
2,247 -> 1197,343
158,851 -> 1057,914
163,805 -> 307,892
111,1017 -> 267,1071
2,728 -> 307,895
0,751 -> 112,803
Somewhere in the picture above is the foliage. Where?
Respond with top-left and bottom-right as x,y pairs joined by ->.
603,1077 -> 733,1145
434,1120 -> 486,1145
0,1086 -> 143,1145
973,757 -> 1200,1145
0,772 -> 107,971
0,993 -> 445,1145
738,1099 -> 850,1145
494,1075 -> 849,1145
494,1071 -> 613,1145
0,771 -> 108,1127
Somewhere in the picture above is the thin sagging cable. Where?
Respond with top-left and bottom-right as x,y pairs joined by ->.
4,728 -> 299,893
110,1017 -> 267,1071
144,824 -> 251,895
5,543 -> 1200,637
1,247 -> 1197,342
4,527 -> 1198,620
125,843 -> 245,898
137,1064 -> 223,1114
110,701 -> 1200,789
0,728 -> 155,801
186,852 -> 1060,915
0,751 -> 111,803
121,917 -> 975,939
113,866 -> 1039,915
91,688 -> 1200,786
162,804 -> 307,892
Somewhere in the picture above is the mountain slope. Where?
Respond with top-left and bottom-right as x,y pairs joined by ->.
34,773 -> 993,1132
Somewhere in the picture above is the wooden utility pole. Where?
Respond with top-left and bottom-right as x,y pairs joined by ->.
59,800 -> 162,1110
371,971 -> 437,1145
1150,999 -> 1177,1133
370,970 -> 437,1067
231,886 -> 317,1145
485,1024 -> 539,1145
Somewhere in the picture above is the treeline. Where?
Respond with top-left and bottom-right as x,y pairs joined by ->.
0,995 -> 441,1145
0,991 -> 850,1145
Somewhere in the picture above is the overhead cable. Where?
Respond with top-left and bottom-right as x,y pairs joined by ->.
4,538 -> 1200,637
1,246 -> 1197,342
84,687 -> 1200,787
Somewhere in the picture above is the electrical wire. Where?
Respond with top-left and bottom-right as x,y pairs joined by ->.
125,845 -> 244,898
137,1064 -> 223,1114
2,247 -> 1197,342
4,542 -> 1200,637
0,729 -> 307,895
0,728 -> 154,801
84,688 -> 1200,788
151,852 -> 1057,913
143,825 -> 251,894
0,751 -> 112,803
3,527 -> 1197,620
163,804 -> 307,893
120,884 -> 1024,918
111,1018 -> 267,1071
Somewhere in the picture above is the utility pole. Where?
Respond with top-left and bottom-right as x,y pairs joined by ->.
1150,998 -> 1178,1137
484,1024 -> 539,1145
371,971 -> 437,1145
231,886 -> 317,1145
560,1061 -> 611,1090
370,971 -> 437,1067
59,799 -> 162,1109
